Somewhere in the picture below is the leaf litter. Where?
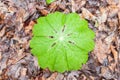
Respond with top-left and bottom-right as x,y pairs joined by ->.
0,0 -> 120,79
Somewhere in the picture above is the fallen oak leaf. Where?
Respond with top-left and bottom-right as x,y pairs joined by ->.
81,8 -> 96,21
46,72 -> 57,80
93,39 -> 108,64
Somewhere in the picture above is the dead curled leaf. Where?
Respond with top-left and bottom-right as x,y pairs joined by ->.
20,68 -> 27,76
25,21 -> 35,34
107,5 -> 119,18
98,7 -> 108,24
0,27 -> 5,37
0,13 -> 5,24
71,0 -> 86,12
39,9 -> 48,16
93,39 -> 109,64
100,67 -> 113,79
55,73 -> 64,80
108,63 -> 116,72
49,2 -> 57,12
81,8 -> 96,21
67,71 -> 79,80
118,10 -> 120,29
42,72 -> 58,80
0,52 -> 2,61
110,45 -> 118,63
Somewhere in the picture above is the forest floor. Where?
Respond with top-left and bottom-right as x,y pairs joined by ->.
0,0 -> 120,80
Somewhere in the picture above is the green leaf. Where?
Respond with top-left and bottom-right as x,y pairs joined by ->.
30,12 -> 95,73
46,0 -> 55,4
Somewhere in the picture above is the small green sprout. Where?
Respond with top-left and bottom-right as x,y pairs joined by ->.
46,0 -> 55,4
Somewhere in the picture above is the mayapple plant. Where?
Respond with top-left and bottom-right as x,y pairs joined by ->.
30,12 -> 95,73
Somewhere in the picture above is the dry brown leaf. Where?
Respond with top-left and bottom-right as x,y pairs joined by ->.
100,67 -> 113,79
98,7 -> 107,24
106,0 -> 119,5
0,52 -> 2,61
47,72 -> 57,80
0,57 -> 8,75
93,39 -> 108,64
110,45 -> 118,63
16,8 -> 26,21
20,68 -> 27,76
67,71 -> 79,80
118,10 -> 120,21
0,13 -> 5,24
41,76 -> 46,80
71,0 -> 76,12
0,27 -> 5,37
108,55 -> 113,63
58,2 -> 66,10
42,72 -> 57,80
71,0 -> 86,12
108,63 -> 116,72
79,74 -> 87,80
49,2 -> 57,12
105,32 -> 115,45
25,21 -> 35,34
0,1 -> 8,13
40,9 -> 48,16
55,73 -> 64,80
8,6 -> 16,13
107,4 -> 119,18
81,8 -> 96,21
107,18 -> 118,28
11,54 -> 26,65
89,76 -> 95,80
118,9 -> 120,29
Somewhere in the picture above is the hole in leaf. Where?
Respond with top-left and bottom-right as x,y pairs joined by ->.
62,25 -> 66,32
49,36 -> 54,38
51,42 -> 56,47
68,41 -> 75,44
67,33 -> 72,36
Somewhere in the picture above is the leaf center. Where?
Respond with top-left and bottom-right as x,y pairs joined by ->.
59,36 -> 64,41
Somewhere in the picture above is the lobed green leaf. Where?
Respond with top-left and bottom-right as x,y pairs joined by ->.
30,12 -> 95,73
